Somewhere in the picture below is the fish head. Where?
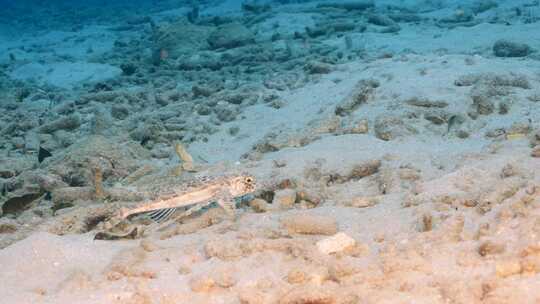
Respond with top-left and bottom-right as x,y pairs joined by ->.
230,174 -> 257,196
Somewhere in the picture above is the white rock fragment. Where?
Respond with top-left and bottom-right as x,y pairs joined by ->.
316,232 -> 356,255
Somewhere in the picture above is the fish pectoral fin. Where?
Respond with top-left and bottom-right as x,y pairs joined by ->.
216,199 -> 236,217
148,208 -> 178,223
216,189 -> 236,217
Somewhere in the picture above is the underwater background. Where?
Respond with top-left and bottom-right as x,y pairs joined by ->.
1,0 -> 540,303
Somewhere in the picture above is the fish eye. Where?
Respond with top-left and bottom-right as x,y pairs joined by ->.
245,177 -> 253,183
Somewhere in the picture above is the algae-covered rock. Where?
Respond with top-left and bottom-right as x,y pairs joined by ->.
281,214 -> 338,235
374,115 -> 417,141
38,114 -> 81,134
48,135 -> 150,187
272,189 -> 297,210
493,40 -> 532,58
335,79 -> 379,117
208,23 -> 255,50
317,1 -> 374,11
1,191 -> 43,216
154,18 -> 212,59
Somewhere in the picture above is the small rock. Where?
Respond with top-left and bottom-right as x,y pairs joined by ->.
154,19 -> 210,59
493,39 -> 532,57
420,213 -> 433,232
196,105 -> 211,116
272,189 -> 297,209
424,111 -> 448,125
11,137 -> 25,149
2,191 -> 43,216
279,285 -> 335,304
242,2 -> 271,14
456,130 -> 470,138
178,266 -> 191,275
316,232 -> 356,255
111,104 -> 129,120
405,97 -> 448,108
521,256 -> 540,275
189,276 -> 215,292
214,271 -> 237,288
120,62 -> 137,76
273,159 -> 287,168
281,214 -> 338,235
349,159 -> 381,179
317,1 -> 374,11
398,168 -> 420,181
350,119 -> 368,134
296,190 -> 323,207
238,290 -> 267,304
204,240 -> 244,260
0,218 -> 18,233
531,146 -> 540,158
374,115 -> 416,141
478,241 -> 505,257
54,102 -> 76,115
24,132 -> 40,152
286,268 -> 308,284
90,106 -> 112,135
327,259 -> 360,281
38,114 -> 81,133
498,102 -> 510,114
471,0 -> 498,14
228,126 -> 240,136
304,61 -> 332,74
335,79 -> 379,116
249,198 -> 269,213
208,23 -> 254,49
367,14 -> 397,27
495,259 -> 522,278
440,9 -> 474,24
52,187 -> 95,205
215,104 -> 239,122
305,26 -> 327,38
106,187 -> 144,202
471,94 -> 494,115
0,170 -> 15,179
346,196 -> 378,208
140,239 -> 159,252
192,84 -> 216,98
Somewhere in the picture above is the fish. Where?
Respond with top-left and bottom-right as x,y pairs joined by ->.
118,174 -> 257,223
38,146 -> 52,163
